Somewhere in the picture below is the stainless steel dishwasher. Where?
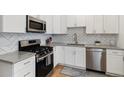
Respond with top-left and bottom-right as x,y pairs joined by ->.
86,48 -> 106,72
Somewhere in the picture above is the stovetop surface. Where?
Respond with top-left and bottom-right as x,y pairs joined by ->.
22,46 -> 53,56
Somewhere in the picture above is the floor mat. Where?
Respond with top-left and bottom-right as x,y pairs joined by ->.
61,66 -> 108,77
61,66 -> 86,77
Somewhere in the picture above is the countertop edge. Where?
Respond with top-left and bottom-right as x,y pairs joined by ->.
47,43 -> 124,50
0,51 -> 36,64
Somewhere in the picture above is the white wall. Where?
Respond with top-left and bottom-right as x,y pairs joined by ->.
117,16 -> 124,48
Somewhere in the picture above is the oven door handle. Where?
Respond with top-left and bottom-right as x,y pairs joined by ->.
36,52 -> 53,63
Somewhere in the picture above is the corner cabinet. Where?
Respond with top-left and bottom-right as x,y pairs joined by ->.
106,49 -> 124,76
0,15 -> 26,33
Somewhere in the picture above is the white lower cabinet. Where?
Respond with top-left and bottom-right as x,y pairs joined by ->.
107,49 -> 124,76
13,56 -> 35,77
0,56 -> 35,77
54,46 -> 65,67
64,46 -> 86,69
64,47 -> 75,66
75,48 -> 86,68
54,46 -> 86,69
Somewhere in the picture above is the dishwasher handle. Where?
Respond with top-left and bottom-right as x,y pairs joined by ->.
86,48 -> 106,52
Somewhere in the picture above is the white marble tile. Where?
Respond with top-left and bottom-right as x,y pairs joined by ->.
53,28 -> 118,45
0,33 -> 51,55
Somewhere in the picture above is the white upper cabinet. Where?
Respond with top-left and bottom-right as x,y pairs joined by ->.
86,15 -> 119,34
45,15 -> 67,34
67,15 -> 76,27
86,15 -> 104,34
94,15 -> 104,33
60,16 -> 67,34
0,15 -> 26,33
67,15 -> 86,27
104,15 -> 119,34
76,15 -> 86,27
53,16 -> 61,34
85,15 -> 94,34
45,15 -> 53,34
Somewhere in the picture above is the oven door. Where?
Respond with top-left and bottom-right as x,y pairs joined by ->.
36,53 -> 53,77
27,16 -> 46,33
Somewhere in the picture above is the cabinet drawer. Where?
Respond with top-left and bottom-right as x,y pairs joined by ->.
14,56 -> 35,73
14,66 -> 35,77
107,49 -> 124,56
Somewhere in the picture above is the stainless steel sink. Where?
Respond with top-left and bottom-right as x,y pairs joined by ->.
67,43 -> 85,46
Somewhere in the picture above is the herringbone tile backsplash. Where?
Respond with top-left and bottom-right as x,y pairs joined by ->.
0,33 -> 51,55
53,27 -> 118,46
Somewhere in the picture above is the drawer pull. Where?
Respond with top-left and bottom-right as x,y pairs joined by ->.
24,72 -> 31,77
24,61 -> 31,65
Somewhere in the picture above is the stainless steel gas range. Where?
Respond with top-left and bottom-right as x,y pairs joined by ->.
18,39 -> 53,77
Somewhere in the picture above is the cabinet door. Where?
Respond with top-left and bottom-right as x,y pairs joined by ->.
76,15 -> 86,27
104,15 -> 119,34
64,47 -> 75,66
45,15 -> 53,34
107,55 -> 124,75
2,15 -> 26,33
60,16 -> 67,34
85,15 -> 94,34
53,16 -> 61,34
54,46 -> 65,67
94,15 -> 104,33
75,48 -> 86,69
67,15 -> 76,27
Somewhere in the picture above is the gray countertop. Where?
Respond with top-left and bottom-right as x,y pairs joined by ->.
0,51 -> 35,64
50,42 -> 124,50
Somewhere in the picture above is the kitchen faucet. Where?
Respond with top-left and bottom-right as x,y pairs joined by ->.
73,33 -> 78,44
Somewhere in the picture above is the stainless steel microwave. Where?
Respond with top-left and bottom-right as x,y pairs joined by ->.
26,15 -> 46,33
